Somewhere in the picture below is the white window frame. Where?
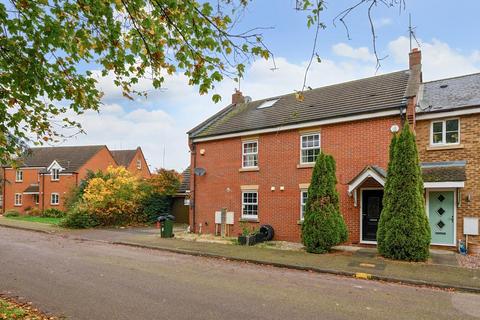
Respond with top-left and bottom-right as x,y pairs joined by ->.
242,140 -> 258,168
15,170 -> 23,182
136,159 -> 142,170
14,193 -> 22,206
430,118 -> 460,146
241,191 -> 258,219
33,194 -> 39,205
300,190 -> 308,221
51,168 -> 60,181
51,193 -> 60,205
300,133 -> 321,164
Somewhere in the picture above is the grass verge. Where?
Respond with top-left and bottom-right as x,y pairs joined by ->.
0,296 -> 55,319
6,216 -> 62,225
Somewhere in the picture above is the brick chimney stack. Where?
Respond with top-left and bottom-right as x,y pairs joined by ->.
231,89 -> 245,105
409,48 -> 422,69
405,48 -> 422,129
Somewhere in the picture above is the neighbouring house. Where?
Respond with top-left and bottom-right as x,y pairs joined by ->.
171,168 -> 190,224
414,73 -> 480,247
2,145 -> 151,214
188,48 -> 480,247
111,147 -> 151,179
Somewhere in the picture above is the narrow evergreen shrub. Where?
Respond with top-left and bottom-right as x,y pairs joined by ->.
377,133 -> 397,255
301,153 -> 348,253
378,123 -> 431,261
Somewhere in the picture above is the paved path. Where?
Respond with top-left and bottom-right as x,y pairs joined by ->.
1,227 -> 479,320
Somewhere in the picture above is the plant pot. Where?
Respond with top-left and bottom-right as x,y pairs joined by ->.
246,235 -> 257,246
238,235 -> 247,245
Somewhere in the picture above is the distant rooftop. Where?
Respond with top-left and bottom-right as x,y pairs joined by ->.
418,72 -> 480,113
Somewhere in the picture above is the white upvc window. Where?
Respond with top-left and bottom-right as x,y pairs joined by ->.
51,193 -> 60,205
431,119 -> 460,145
14,193 -> 22,206
51,168 -> 60,181
15,170 -> 23,182
136,159 -> 142,170
300,133 -> 320,164
242,191 -> 258,219
242,140 -> 258,168
300,190 -> 308,220
33,194 -> 39,205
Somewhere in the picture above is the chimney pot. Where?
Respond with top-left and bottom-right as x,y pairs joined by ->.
231,90 -> 245,105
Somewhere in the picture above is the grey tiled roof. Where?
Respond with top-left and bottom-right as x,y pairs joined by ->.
178,168 -> 190,194
190,70 -> 412,138
111,149 -> 137,167
418,73 -> 480,113
421,161 -> 466,182
15,145 -> 106,172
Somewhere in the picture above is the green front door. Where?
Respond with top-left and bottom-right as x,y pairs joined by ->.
428,191 -> 455,245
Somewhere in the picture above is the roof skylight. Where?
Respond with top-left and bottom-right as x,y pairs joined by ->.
257,99 -> 279,109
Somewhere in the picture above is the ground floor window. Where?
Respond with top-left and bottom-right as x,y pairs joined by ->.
14,193 -> 22,206
242,191 -> 258,219
51,193 -> 60,205
300,190 -> 308,220
33,194 -> 39,205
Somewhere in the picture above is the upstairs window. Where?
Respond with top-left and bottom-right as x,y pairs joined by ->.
15,170 -> 23,182
431,119 -> 459,145
136,159 -> 142,170
242,191 -> 258,219
242,141 -> 258,168
300,190 -> 308,220
51,168 -> 60,181
300,133 -> 320,164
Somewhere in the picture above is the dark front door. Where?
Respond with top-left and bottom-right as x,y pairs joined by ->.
362,189 -> 383,242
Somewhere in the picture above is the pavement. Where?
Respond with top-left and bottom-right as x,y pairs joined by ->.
0,216 -> 479,293
1,227 -> 480,320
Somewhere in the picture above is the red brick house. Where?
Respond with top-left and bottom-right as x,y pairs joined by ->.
188,49 -> 480,246
188,50 -> 422,243
111,147 -> 151,179
2,145 -> 150,213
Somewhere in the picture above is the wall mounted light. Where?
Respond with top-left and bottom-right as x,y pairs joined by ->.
390,124 -> 400,133
280,186 -> 285,191
271,186 -> 275,191
200,149 -> 206,155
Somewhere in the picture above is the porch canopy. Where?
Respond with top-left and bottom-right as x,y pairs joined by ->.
347,161 -> 466,206
23,184 -> 39,195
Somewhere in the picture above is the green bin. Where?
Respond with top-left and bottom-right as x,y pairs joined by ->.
161,219 -> 174,238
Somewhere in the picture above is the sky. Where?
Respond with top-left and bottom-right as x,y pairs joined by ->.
58,0 -> 480,172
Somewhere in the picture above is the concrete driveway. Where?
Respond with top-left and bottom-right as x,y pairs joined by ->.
0,227 -> 479,320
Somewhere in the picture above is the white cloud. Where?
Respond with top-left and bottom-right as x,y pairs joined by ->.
332,43 -> 376,62
388,36 -> 480,81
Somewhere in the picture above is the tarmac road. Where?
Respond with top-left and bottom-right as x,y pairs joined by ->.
0,227 -> 479,320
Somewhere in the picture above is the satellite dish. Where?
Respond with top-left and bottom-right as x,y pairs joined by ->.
194,167 -> 206,176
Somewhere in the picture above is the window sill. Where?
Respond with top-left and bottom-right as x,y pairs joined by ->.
297,220 -> 304,225
15,181 -> 23,183
51,180 -> 60,182
427,144 -> 464,151
14,204 -> 22,207
239,218 -> 259,223
50,204 -> 59,206
239,167 -> 259,172
297,163 -> 315,169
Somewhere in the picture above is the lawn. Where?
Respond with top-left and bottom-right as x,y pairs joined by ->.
6,216 -> 62,225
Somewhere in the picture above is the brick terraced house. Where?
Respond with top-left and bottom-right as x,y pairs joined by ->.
187,49 -> 480,247
2,145 -> 150,213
